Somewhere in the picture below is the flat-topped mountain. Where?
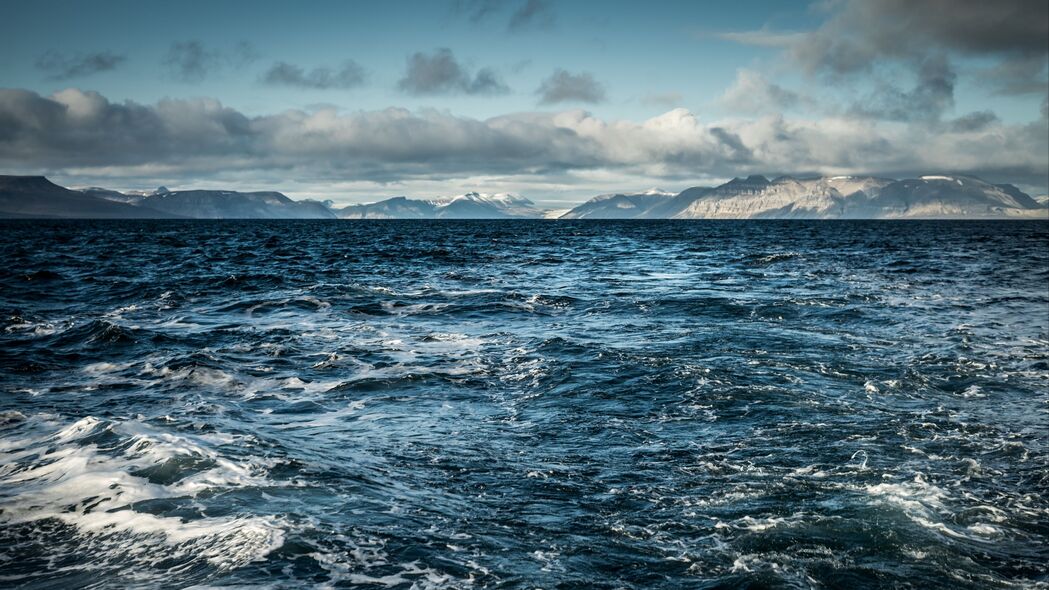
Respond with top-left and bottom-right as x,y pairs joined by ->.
562,174 -> 1047,220
136,189 -> 336,219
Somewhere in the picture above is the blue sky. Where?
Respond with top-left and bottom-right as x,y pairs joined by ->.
1,0 -> 1046,205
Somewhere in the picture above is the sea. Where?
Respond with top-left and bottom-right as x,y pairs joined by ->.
1,219 -> 1047,589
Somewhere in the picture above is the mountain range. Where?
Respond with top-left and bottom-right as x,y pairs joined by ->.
335,192 -> 542,219
561,175 -> 1046,219
0,174 -> 1045,220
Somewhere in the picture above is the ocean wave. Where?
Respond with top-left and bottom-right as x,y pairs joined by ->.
0,415 -> 286,584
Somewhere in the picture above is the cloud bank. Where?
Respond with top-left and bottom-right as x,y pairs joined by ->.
1,88 -> 1045,193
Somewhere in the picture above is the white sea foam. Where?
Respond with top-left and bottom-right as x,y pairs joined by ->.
0,415 -> 285,573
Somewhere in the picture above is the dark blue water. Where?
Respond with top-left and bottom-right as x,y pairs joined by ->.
1,220 -> 1047,589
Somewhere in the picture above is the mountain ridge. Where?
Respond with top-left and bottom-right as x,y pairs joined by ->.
0,174 -> 1045,219
563,174 -> 1047,220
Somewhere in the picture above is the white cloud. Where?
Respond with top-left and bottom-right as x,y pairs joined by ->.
1,87 -> 1045,198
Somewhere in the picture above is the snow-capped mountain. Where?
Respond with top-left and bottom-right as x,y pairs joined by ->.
338,192 -> 542,219
430,192 -> 542,218
563,174 -> 1047,220
559,189 -> 674,219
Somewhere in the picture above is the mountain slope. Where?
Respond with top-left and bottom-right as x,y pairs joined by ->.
337,192 -> 542,219
336,196 -> 434,219
0,176 -> 179,219
563,174 -> 1045,220
861,176 -> 1046,218
669,175 -> 879,219
434,192 -> 542,218
559,189 -> 674,219
138,190 -> 336,219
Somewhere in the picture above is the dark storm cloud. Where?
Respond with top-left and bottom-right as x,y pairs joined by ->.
792,0 -> 1047,76
725,0 -> 1048,122
0,88 -> 1045,188
35,51 -> 126,80
397,49 -> 508,95
536,70 -> 606,104
262,61 -> 366,90
163,41 -> 260,83
794,0 -> 1047,107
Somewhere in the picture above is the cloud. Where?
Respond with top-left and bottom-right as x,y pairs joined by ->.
537,69 -> 606,104
453,0 -> 554,31
163,41 -> 217,83
163,41 -> 259,83
720,70 -> 804,114
397,49 -> 508,95
789,0 -> 1047,76
454,0 -> 502,22
848,55 -> 957,121
262,61 -> 366,90
948,110 -> 1000,132
723,0 -> 1048,122
35,51 -> 126,80
508,0 -> 554,31
2,87 -> 1045,191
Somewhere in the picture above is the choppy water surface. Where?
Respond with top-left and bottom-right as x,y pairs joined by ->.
1,220 -> 1047,589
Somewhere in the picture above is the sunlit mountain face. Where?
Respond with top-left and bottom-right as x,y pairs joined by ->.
1,2 -> 1047,589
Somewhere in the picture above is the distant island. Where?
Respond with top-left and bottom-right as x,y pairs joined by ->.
1,174 -> 1046,220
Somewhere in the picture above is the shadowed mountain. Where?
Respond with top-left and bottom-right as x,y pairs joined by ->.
1,176 -> 337,219
136,189 -> 336,219
0,176 -> 179,219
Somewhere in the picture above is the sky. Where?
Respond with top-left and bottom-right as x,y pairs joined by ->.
1,0 -> 1047,206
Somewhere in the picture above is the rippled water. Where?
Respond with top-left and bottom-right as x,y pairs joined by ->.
1,220 -> 1047,589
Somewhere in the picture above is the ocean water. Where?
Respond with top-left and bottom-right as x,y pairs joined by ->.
1,219 -> 1047,589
